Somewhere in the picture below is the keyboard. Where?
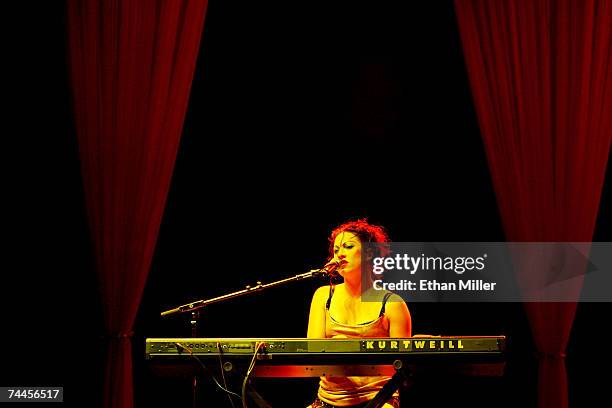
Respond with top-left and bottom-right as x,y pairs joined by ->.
145,336 -> 506,377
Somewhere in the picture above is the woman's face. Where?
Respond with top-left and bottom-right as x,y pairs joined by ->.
333,232 -> 362,278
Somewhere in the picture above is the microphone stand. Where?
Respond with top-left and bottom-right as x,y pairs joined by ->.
160,268 -> 329,317
191,309 -> 199,408
160,267 -> 331,408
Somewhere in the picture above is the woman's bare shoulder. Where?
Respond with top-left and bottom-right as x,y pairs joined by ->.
311,285 -> 330,302
386,292 -> 405,303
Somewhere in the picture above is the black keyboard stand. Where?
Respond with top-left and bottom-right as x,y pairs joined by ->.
364,360 -> 411,408
245,380 -> 272,408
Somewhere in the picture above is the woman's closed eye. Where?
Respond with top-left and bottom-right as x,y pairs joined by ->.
335,245 -> 354,253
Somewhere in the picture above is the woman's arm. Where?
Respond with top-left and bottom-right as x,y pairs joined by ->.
307,286 -> 328,338
386,294 -> 412,338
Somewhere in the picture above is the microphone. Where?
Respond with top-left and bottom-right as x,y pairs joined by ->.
321,259 -> 342,274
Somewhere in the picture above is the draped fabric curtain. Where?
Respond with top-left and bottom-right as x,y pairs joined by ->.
66,1 -> 208,407
454,1 -> 611,407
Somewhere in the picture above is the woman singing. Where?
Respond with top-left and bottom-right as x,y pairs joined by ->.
307,219 -> 411,408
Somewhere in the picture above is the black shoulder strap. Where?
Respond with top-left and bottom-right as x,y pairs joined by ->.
325,285 -> 335,310
379,292 -> 394,317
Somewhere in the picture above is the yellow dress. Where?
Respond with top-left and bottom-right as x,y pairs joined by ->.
316,289 -> 399,407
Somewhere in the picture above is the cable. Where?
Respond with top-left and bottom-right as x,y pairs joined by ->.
175,342 -> 242,401
217,341 -> 237,408
241,341 -> 265,408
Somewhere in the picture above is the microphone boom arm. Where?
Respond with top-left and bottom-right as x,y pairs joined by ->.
160,268 -> 329,317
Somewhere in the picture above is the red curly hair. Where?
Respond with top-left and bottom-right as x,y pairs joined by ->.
327,218 -> 390,260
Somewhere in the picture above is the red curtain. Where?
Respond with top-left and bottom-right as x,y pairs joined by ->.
66,1 -> 208,407
454,0 -> 611,407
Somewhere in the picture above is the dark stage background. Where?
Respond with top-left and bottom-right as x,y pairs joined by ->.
4,1 -> 611,407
